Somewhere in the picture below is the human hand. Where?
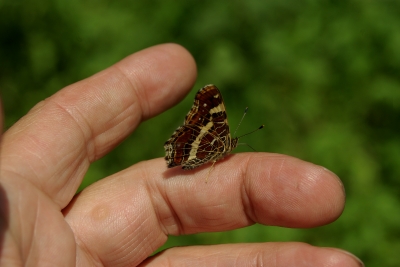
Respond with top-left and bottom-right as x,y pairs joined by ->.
0,44 -> 363,266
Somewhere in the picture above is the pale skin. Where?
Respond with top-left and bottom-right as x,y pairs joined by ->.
0,43 -> 364,266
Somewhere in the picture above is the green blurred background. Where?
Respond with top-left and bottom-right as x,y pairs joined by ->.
1,1 -> 400,266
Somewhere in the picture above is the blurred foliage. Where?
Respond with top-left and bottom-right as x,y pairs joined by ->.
1,0 -> 400,266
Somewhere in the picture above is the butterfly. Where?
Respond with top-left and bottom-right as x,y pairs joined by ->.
164,84 -> 237,171
164,84 -> 263,175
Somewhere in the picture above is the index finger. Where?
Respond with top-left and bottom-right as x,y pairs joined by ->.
0,43 -> 197,207
63,153 -> 345,266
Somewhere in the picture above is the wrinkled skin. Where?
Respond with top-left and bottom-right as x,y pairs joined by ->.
0,44 -> 363,267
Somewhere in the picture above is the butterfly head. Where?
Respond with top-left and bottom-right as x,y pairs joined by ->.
231,137 -> 239,150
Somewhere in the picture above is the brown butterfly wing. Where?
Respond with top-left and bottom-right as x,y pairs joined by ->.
164,85 -> 234,169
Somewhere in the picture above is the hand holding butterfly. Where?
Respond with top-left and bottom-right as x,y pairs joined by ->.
0,44 -> 363,266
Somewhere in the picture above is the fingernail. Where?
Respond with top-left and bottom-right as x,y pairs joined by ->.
328,248 -> 364,267
322,167 -> 345,194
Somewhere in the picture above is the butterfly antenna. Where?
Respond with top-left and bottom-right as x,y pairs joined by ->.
237,142 -> 258,151
236,125 -> 264,139
233,107 -> 249,137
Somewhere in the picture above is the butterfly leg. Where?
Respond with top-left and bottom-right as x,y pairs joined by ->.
205,161 -> 217,183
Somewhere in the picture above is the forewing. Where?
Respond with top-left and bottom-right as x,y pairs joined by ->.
185,85 -> 228,127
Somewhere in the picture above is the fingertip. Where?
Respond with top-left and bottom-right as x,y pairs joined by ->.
116,43 -> 198,119
241,153 -> 346,227
313,165 -> 346,220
